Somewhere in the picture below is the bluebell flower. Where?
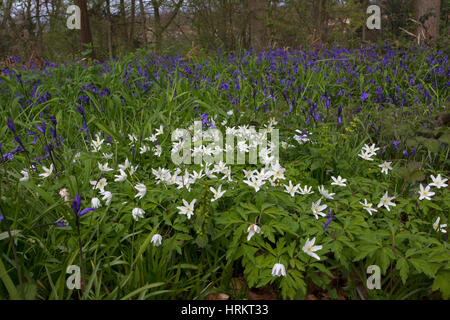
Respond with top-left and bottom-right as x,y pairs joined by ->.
392,140 -> 400,151
13,136 -> 27,152
3,153 -> 14,161
324,212 -> 334,231
219,81 -> 230,90
7,117 -> 16,133
360,92 -> 369,102
44,143 -> 54,153
72,194 -> 94,219
36,122 -> 47,134
54,217 -> 68,227
77,105 -> 85,116
49,116 -> 57,127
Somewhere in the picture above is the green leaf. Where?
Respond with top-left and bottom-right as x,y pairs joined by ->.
261,225 -> 275,243
376,248 -> 391,274
133,225 -> 160,264
240,202 -> 260,214
22,181 -> 56,206
91,117 -> 122,143
244,264 -> 259,287
432,270 -> 450,299
195,235 -> 209,248
0,255 -> 20,300
396,258 -> 409,284
353,245 -> 379,262
409,258 -> 439,278
175,233 -> 193,241
310,160 -> 322,171
0,230 -> 21,241
172,264 -> 198,270
311,262 -> 333,278
438,134 -> 450,145
120,282 -> 165,300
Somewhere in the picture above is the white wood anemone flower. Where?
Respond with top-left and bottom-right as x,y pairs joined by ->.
243,177 -> 265,192
19,169 -> 29,182
331,176 -> 347,187
98,162 -> 114,172
39,164 -> 54,178
359,199 -> 377,215
377,191 -> 396,211
91,197 -> 101,208
114,169 -> 127,182
90,178 -> 107,193
271,263 -> 286,277
134,183 -> 147,199
132,208 -> 145,221
118,158 -> 130,171
433,217 -> 447,233
378,161 -> 393,175
247,224 -> 261,241
177,199 -> 196,220
429,174 -> 448,189
151,234 -> 163,247
283,180 -> 299,197
298,185 -> 314,195
418,184 -> 435,201
362,143 -> 380,154
358,150 -> 375,161
318,185 -> 335,200
100,190 -> 112,205
302,238 -> 323,260
210,185 -> 226,202
311,199 -> 327,219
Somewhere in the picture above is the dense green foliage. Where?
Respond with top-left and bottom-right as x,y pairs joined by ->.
0,45 -> 448,300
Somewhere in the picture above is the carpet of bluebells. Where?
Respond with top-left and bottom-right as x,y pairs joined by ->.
0,44 -> 449,300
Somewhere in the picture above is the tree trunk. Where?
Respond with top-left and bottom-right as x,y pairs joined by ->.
248,0 -> 265,50
25,0 -> 34,50
151,0 -> 184,53
218,0 -> 228,50
120,0 -> 129,50
129,0 -> 136,50
36,0 -> 42,54
152,0 -> 162,53
106,0 -> 113,59
415,0 -> 441,40
139,0 -> 146,40
75,0 -> 95,58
